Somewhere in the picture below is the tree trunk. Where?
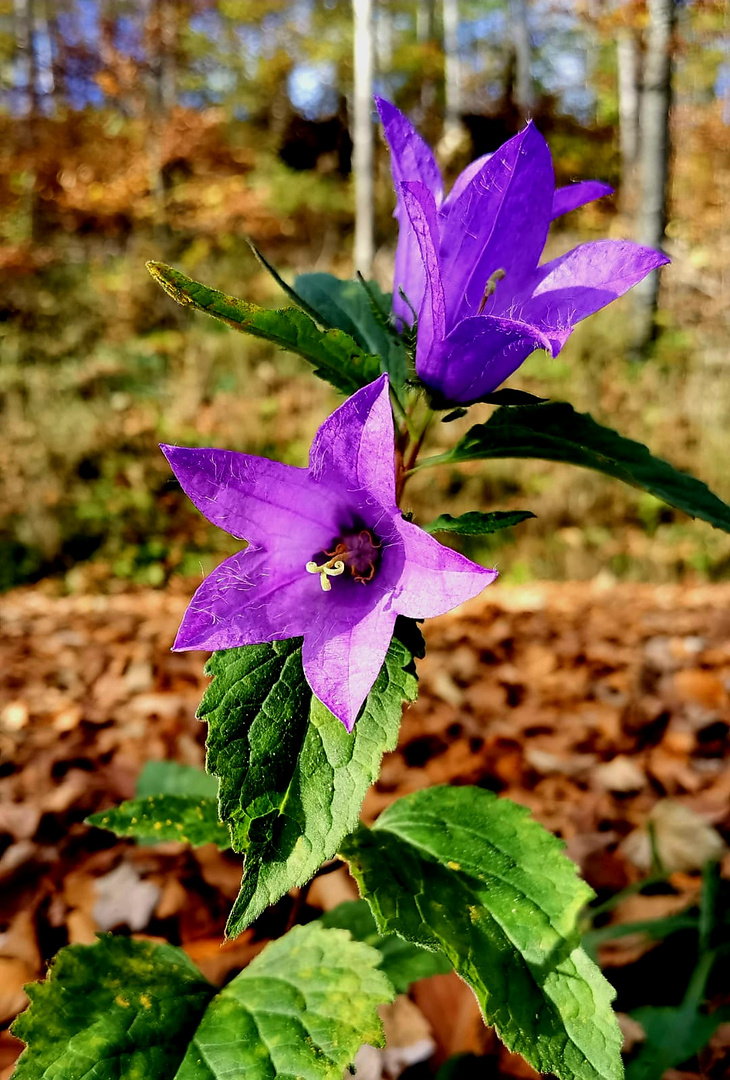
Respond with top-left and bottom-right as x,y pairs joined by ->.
442,0 -> 462,140
616,27 -> 641,188
509,0 -> 533,117
416,0 -> 436,123
632,0 -> 675,351
352,0 -> 375,276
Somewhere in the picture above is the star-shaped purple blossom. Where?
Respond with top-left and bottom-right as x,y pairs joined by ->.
162,375 -> 496,731
376,97 -> 670,406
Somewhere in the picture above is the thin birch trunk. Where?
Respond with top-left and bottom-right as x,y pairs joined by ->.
509,0 -> 533,116
353,0 -> 375,276
617,27 -> 640,186
632,0 -> 675,350
416,0 -> 436,121
442,0 -> 462,139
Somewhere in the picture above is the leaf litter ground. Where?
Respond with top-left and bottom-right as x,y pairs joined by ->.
1,581 -> 730,1079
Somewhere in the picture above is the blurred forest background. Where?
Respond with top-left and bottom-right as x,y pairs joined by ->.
1,0 -> 729,594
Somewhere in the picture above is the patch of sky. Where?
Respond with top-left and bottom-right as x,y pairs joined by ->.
288,62 -> 339,119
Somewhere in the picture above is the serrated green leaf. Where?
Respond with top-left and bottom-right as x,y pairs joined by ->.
11,936 -> 215,1080
198,621 -> 423,936
147,262 -> 381,395
12,925 -> 394,1080
294,272 -> 409,389
426,402 -> 730,534
87,794 -> 230,849
340,785 -> 623,1080
423,510 -> 535,536
176,923 -> 394,1080
320,899 -> 451,993
136,760 -> 219,799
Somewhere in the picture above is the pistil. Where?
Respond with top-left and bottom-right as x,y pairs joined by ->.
306,528 -> 382,592
478,268 -> 506,314
306,557 -> 345,592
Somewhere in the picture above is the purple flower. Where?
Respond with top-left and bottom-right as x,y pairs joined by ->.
162,375 -> 496,731
376,98 -> 670,405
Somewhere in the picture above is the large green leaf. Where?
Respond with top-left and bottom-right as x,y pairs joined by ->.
294,272 -> 409,389
12,925 -> 393,1080
176,923 -> 394,1080
340,786 -> 623,1080
199,621 -> 423,937
146,262 -> 381,395
424,402 -> 730,533
423,510 -> 535,536
11,936 -> 214,1080
87,794 -> 230,849
320,899 -> 451,993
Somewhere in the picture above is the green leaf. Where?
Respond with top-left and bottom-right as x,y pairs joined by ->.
12,925 -> 394,1080
320,899 -> 451,993
11,935 -> 215,1080
294,272 -> 409,389
423,510 -> 535,536
87,794 -> 231,849
427,402 -> 730,534
247,241 -> 336,328
177,923 -> 394,1080
627,1001 -> 730,1080
136,760 -> 219,799
198,621 -> 423,937
441,408 -> 468,423
340,785 -> 623,1080
146,262 -> 381,395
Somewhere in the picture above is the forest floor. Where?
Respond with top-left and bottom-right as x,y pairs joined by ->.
2,581 -> 730,1078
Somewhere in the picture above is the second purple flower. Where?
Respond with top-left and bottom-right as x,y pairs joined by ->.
377,97 -> 670,406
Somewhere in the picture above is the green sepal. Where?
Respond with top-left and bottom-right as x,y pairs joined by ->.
425,401 -> 730,533
340,785 -> 623,1080
146,262 -> 381,395
320,899 -> 451,993
87,794 -> 230,849
11,925 -> 394,1080
198,621 -> 423,937
423,510 -> 535,535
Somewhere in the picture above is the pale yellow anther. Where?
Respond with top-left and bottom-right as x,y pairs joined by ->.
306,558 -> 345,592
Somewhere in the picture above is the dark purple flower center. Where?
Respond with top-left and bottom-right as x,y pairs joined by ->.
306,528 -> 382,592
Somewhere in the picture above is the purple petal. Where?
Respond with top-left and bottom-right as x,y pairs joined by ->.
440,123 -> 554,322
442,152 -> 492,209
417,315 -> 552,403
376,97 -> 443,326
400,181 -> 446,376
302,596 -> 398,731
552,181 -> 613,220
173,547 -> 316,651
392,519 -> 497,619
516,240 -> 671,354
308,375 -> 396,506
161,445 -> 343,552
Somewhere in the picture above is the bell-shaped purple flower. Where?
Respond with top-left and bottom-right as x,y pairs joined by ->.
162,375 -> 496,731
376,98 -> 670,406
